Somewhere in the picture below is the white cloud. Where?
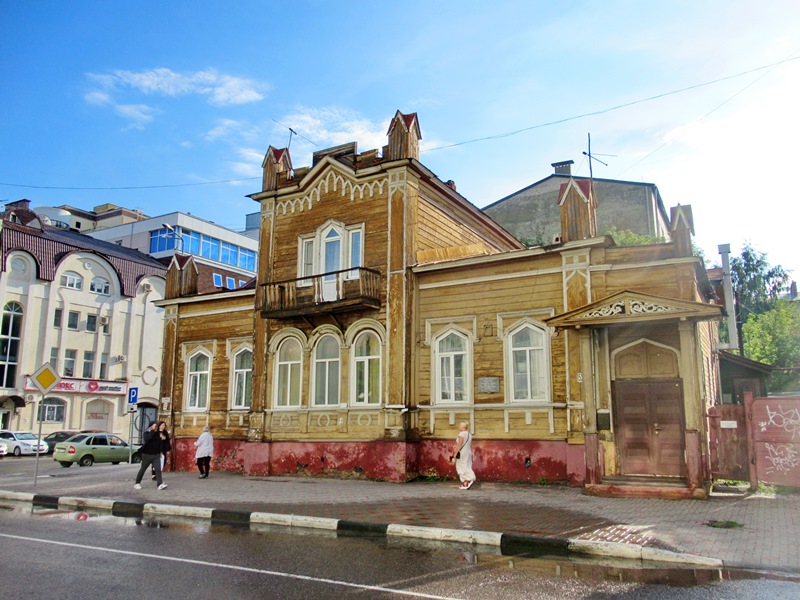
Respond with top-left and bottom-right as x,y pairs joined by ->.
88,67 -> 266,106
114,103 -> 158,128
205,118 -> 247,142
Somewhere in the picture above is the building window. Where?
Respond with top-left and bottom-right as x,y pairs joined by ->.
150,226 -> 256,272
86,314 -> 98,333
239,280 -> 247,288
232,349 -> 252,409
50,348 -> 59,372
64,349 -> 77,377
187,352 -> 210,410
297,222 -> 365,284
434,330 -> 470,404
226,276 -> 235,289
37,398 -> 66,423
60,271 -> 83,290
54,308 -> 63,328
67,311 -> 80,330
312,335 -> 340,406
99,353 -> 109,379
0,302 -> 23,388
352,331 -> 380,405
212,273 -> 223,287
90,277 -> 111,295
82,351 -> 95,379
275,338 -> 302,408
508,323 -> 549,402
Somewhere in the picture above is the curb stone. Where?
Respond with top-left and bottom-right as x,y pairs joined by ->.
0,489 -> 722,567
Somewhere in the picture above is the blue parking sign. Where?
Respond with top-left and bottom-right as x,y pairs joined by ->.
127,387 -> 139,404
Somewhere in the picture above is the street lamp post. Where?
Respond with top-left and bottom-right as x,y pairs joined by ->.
162,223 -> 184,253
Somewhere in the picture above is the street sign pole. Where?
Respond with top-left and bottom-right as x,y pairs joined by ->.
30,363 -> 61,488
127,387 -> 139,464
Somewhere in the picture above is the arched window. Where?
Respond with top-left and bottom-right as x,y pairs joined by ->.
275,338 -> 302,407
60,271 -> 83,290
0,302 -> 23,388
232,348 -> 253,409
507,323 -> 549,402
37,398 -> 66,423
312,335 -> 340,406
187,352 -> 211,410
90,277 -> 111,295
352,331 -> 381,405
434,330 -> 470,404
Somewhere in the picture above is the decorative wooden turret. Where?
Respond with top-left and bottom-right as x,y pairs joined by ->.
558,178 -> 597,243
670,204 -> 694,258
261,146 -> 292,192
383,111 -> 421,161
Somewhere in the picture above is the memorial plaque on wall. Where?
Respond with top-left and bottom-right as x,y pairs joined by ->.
478,377 -> 500,393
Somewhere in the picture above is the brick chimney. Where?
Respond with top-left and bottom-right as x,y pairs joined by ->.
261,146 -> 292,192
383,111 -> 421,161
551,160 -> 574,175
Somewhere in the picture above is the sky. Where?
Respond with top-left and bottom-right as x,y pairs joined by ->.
2,1 -> 799,279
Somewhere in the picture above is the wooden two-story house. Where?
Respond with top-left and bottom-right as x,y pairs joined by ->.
159,111 -> 723,497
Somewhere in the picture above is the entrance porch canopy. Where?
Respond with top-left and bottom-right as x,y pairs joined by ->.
544,290 -> 723,329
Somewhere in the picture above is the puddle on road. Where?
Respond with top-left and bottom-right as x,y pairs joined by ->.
3,500 -> 797,589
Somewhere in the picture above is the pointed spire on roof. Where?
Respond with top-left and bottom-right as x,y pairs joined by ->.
261,146 -> 293,192
383,111 -> 421,161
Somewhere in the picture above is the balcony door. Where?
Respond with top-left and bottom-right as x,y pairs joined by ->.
321,228 -> 342,302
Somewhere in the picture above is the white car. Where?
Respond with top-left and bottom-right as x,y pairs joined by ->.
0,442 -> 6,457
0,431 -> 48,456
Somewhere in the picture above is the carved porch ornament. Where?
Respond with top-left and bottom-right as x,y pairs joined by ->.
276,170 -> 388,215
545,290 -> 724,328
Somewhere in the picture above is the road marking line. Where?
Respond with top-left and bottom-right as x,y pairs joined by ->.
0,533 -> 462,599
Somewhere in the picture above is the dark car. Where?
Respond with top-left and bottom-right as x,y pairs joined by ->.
43,430 -> 103,454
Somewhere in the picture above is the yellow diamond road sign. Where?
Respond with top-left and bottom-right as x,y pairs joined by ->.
32,363 -> 61,395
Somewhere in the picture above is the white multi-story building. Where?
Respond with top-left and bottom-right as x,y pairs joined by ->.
0,200 -> 168,440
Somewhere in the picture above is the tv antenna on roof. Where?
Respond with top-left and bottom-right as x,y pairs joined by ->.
271,119 -> 318,150
582,133 -> 617,196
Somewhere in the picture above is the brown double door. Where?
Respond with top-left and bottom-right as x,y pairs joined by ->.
614,380 -> 685,477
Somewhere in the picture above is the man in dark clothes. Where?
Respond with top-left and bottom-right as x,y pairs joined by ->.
134,422 -> 167,490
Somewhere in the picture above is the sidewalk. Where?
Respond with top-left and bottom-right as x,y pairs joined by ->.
1,467 -> 798,574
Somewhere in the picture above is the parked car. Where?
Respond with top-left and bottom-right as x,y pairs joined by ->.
53,433 -> 141,467
0,430 -> 49,456
43,430 -> 103,454
0,442 -> 6,458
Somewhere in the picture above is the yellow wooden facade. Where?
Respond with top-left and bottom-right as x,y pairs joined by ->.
159,111 -> 723,496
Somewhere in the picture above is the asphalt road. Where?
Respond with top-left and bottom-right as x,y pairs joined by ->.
1,462 -> 800,600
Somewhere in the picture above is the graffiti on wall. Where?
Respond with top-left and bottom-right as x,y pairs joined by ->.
763,443 -> 800,474
760,404 -> 800,439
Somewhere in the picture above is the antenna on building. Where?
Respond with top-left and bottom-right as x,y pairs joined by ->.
582,134 -> 615,200
271,119 -> 318,150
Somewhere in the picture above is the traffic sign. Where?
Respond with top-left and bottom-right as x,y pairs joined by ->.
127,387 -> 139,404
31,363 -> 61,395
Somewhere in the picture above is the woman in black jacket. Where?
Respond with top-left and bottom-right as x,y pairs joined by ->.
152,421 -> 171,479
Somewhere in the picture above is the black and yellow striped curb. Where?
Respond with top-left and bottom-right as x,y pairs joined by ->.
0,490 -> 723,567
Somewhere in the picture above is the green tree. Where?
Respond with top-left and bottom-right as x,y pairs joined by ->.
731,243 -> 790,322
742,300 -> 800,392
604,226 -> 665,246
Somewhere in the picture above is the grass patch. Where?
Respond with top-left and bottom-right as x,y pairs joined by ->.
706,520 -> 743,529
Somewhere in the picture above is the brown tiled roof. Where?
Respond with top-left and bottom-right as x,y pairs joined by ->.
1,219 -> 166,297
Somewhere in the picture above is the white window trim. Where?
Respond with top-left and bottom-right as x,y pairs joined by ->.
297,221 -> 365,286
61,271 -> 83,290
504,320 -> 551,404
185,350 -> 212,412
431,326 -> 473,405
311,334 -> 340,407
227,342 -> 253,411
273,337 -> 303,410
350,329 -> 382,407
90,277 -> 111,295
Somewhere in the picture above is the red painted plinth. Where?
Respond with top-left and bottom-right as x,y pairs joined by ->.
168,437 -> 585,485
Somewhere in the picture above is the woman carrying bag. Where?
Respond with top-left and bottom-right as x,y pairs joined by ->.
452,421 -> 475,490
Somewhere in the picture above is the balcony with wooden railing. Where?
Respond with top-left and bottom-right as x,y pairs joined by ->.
258,267 -> 382,318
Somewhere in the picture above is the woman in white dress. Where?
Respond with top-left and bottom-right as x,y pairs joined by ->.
453,421 -> 476,490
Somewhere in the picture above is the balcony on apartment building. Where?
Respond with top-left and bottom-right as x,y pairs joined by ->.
258,267 -> 382,318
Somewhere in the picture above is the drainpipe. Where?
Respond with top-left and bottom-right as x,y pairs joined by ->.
717,244 -> 740,352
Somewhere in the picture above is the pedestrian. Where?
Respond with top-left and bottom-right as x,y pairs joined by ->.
194,426 -> 214,479
152,421 -> 171,480
134,422 -> 167,490
452,421 -> 475,490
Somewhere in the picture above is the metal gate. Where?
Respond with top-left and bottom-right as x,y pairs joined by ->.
707,404 -> 749,481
